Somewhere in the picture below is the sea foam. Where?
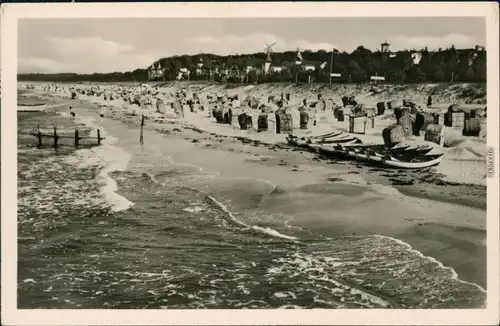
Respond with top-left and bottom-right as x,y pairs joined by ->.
65,114 -> 134,212
206,194 -> 298,241
375,234 -> 486,293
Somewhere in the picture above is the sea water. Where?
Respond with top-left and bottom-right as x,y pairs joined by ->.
17,105 -> 486,309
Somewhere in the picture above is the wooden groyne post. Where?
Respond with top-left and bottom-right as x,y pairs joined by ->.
32,126 -> 104,149
75,129 -> 79,147
140,114 -> 145,145
53,126 -> 59,149
36,124 -> 42,148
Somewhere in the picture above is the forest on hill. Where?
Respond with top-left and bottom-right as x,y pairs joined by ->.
18,46 -> 486,84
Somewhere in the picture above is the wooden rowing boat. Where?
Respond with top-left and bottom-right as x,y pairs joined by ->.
337,143 -> 433,156
337,143 -> 407,150
308,138 -> 360,152
309,134 -> 352,144
398,145 -> 433,156
286,131 -> 343,146
288,130 -> 342,141
311,143 -> 443,169
383,154 -> 444,168
308,143 -> 337,153
332,137 -> 362,144
342,147 -> 443,169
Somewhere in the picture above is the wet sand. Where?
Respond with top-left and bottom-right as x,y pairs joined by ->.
31,92 -> 487,290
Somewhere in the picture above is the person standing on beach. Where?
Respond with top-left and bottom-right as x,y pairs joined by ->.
156,96 -> 164,114
314,94 -> 326,126
173,95 -> 184,118
298,99 -> 307,112
310,103 -> 318,127
99,106 -> 105,124
274,100 -> 286,134
69,106 -> 75,120
316,94 -> 326,112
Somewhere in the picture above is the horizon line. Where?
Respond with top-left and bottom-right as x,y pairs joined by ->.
18,44 -> 486,75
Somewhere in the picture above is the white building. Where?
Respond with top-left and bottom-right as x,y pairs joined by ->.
411,52 -> 422,64
177,68 -> 190,80
303,64 -> 316,72
270,66 -> 285,73
370,76 -> 385,84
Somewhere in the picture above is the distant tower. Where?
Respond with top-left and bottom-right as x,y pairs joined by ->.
381,41 -> 390,53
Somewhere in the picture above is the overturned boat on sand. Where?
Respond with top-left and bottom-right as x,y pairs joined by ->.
286,131 -> 361,146
286,131 -> 441,169
312,143 -> 442,169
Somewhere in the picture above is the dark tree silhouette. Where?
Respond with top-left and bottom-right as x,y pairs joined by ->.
18,47 -> 486,84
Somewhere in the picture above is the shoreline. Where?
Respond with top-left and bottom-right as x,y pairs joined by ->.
31,92 -> 487,290
105,107 -> 488,211
21,88 -> 488,209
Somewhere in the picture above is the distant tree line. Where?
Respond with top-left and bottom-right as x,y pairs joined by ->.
18,70 -> 149,83
18,46 -> 486,84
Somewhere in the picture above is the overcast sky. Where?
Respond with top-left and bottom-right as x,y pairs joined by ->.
18,17 -> 485,74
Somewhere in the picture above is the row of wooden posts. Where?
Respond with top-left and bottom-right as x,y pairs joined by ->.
32,124 -> 103,149
33,114 -> 146,150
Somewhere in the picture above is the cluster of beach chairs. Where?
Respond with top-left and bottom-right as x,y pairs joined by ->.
28,83 -> 488,171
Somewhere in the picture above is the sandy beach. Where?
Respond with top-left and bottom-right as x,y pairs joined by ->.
8,9 -> 500,322
18,81 -> 487,297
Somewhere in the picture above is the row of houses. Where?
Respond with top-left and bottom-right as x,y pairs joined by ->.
146,43 -> 384,80
148,43 -> 486,81
148,54 -> 329,81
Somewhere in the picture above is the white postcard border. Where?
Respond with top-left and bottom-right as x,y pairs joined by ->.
1,2 -> 499,325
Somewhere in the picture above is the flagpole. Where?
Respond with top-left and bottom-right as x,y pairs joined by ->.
329,48 -> 334,84
295,48 -> 300,85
